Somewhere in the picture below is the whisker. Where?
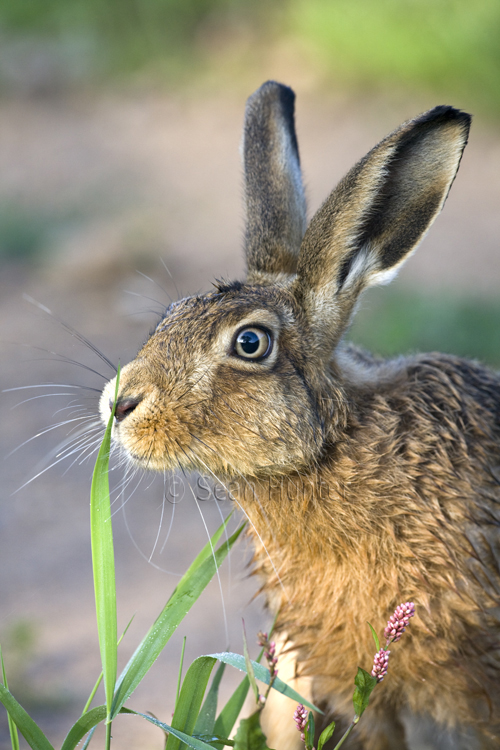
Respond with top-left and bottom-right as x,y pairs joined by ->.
137,269 -> 173,306
159,471 -> 177,553
30,421 -> 102,469
23,295 -> 117,374
10,341 -> 111,382
117,468 -> 182,577
110,465 -> 143,512
10,393 -> 88,409
159,257 -> 181,301
40,428 -> 103,474
124,288 -> 166,311
3,384 -> 101,393
149,478 -> 168,561
13,448 -> 89,494
192,454 -> 288,602
6,416 -> 100,459
188,480 -> 229,647
63,435 -> 103,473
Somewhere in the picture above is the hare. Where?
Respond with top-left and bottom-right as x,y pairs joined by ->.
100,81 -> 500,749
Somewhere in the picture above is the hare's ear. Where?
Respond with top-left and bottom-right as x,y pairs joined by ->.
243,81 -> 307,284
293,106 -> 471,355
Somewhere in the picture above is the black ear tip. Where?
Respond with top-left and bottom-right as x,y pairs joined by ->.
247,80 -> 296,109
245,81 -> 299,156
417,105 -> 472,134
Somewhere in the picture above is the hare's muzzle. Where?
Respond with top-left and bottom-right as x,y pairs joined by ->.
112,396 -> 140,423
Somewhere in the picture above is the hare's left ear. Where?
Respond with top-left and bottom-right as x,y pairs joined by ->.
293,106 -> 471,356
243,81 -> 307,284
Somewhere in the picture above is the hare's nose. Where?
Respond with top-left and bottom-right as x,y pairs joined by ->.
111,397 -> 140,423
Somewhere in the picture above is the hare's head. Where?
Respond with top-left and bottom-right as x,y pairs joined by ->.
100,82 -> 470,479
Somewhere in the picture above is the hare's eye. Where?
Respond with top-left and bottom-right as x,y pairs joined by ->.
233,327 -> 272,360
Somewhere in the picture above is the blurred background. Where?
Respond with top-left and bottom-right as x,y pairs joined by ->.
1,1 -> 500,748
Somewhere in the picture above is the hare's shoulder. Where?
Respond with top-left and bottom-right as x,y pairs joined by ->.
337,346 -> 500,480
340,344 -> 500,412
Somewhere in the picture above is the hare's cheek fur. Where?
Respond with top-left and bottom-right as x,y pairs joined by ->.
100,304 -> 325,475
101,357 -> 323,475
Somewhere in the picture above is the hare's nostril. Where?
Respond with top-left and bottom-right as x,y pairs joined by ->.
112,397 -> 140,423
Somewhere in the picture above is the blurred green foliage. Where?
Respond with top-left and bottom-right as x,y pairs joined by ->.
1,0 -> 500,113
0,204 -> 82,262
0,205 -> 53,261
0,0 -> 272,79
288,0 -> 500,114
349,286 -> 500,367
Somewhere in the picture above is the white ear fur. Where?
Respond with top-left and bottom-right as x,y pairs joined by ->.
340,242 -> 408,291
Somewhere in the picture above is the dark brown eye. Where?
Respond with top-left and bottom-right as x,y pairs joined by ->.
233,327 -> 272,360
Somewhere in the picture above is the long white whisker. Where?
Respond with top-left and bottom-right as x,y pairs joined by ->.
111,468 -> 143,514
6,416 -> 100,459
23,294 -> 117,373
10,393 -> 88,409
188,430 -> 278,557
159,257 -> 181,300
193,455 -> 288,602
123,289 -> 165,311
46,421 -> 102,462
13,451 -> 86,494
149,485 -> 166,562
63,436 -> 103,473
159,471 -> 177,554
118,469 -> 182,576
188,480 -> 229,646
3,384 -> 100,393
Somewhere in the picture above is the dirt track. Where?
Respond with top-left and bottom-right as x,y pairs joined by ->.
1,88 -> 499,749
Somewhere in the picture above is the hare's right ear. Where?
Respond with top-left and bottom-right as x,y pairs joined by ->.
293,106 -> 471,357
243,81 -> 307,284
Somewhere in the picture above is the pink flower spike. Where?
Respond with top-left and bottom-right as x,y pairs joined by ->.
384,601 -> 415,645
294,704 -> 309,734
371,648 -> 390,682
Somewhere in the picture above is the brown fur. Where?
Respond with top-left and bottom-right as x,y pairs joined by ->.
100,83 -> 500,748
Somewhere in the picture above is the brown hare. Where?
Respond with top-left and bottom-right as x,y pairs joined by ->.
100,82 -> 500,749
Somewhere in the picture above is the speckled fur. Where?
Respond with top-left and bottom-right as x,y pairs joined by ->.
100,83 -> 500,748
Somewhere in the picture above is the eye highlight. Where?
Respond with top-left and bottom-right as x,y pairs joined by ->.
233,326 -> 273,360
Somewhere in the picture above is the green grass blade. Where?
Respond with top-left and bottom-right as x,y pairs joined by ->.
60,705 -> 107,750
175,636 -> 187,712
82,614 -> 135,716
126,709 -> 222,750
166,656 -> 216,750
194,661 -> 225,735
81,727 -> 96,750
212,674 -> 250,746
208,653 -> 322,713
111,521 -> 245,718
0,646 -> 20,750
90,367 -> 120,722
212,644 -> 267,744
62,704 -> 223,750
0,684 -> 54,750
241,622 -> 259,705
179,511 -> 236,580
